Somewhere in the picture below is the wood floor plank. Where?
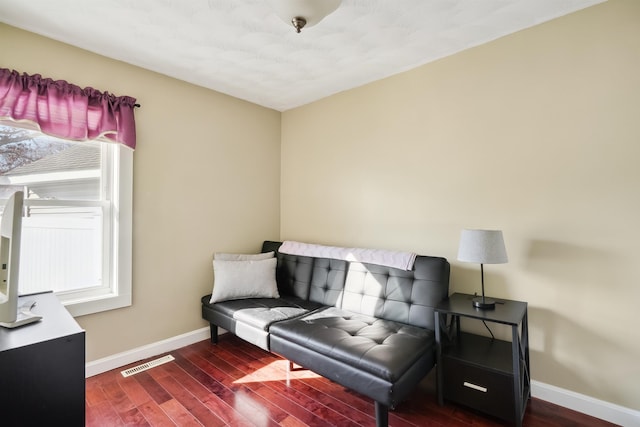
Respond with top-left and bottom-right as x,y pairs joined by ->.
85,379 -> 109,407
200,342 -> 346,426
269,366 -> 375,426
161,355 -> 251,426
201,341 -> 345,427
524,399 -> 618,427
156,371 -> 227,427
102,378 -> 137,415
160,398 -> 202,426
119,407 -> 152,426
85,399 -> 125,427
296,375 -> 373,415
262,376 -> 363,427
268,357 -> 384,427
175,349 -> 283,426
135,370 -> 174,405
86,335 -> 618,427
137,400 -> 179,426
228,385 -> 285,427
278,414 -> 312,427
118,373 -> 154,407
251,381 -> 337,427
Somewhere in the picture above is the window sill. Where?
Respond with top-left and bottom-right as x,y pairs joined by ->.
61,291 -> 132,317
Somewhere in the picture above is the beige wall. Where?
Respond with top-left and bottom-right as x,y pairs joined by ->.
1,24 -> 282,361
281,0 -> 640,410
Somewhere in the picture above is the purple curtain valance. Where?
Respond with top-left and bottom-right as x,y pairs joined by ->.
0,68 -> 138,149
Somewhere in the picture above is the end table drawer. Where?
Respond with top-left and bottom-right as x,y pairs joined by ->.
443,357 -> 515,421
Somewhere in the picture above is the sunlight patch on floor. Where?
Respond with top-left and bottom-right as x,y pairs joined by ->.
233,360 -> 321,384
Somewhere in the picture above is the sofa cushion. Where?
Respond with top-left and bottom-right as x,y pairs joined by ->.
268,306 -> 433,382
210,296 -> 322,331
202,295 -> 324,350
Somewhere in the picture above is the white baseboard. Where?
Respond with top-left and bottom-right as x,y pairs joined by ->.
85,326 -> 211,378
532,380 -> 640,427
86,328 -> 639,426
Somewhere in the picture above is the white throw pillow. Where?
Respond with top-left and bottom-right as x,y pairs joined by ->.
210,258 -> 279,303
214,251 -> 274,261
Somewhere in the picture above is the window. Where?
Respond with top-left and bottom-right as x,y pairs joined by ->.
0,123 -> 132,316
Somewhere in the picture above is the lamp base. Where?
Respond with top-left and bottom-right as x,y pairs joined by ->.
472,297 -> 496,310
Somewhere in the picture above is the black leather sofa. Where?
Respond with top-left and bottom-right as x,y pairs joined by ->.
201,241 -> 450,427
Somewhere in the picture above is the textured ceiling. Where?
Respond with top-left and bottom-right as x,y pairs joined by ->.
0,0 -> 604,111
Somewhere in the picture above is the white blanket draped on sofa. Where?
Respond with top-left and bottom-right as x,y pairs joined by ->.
279,241 -> 417,271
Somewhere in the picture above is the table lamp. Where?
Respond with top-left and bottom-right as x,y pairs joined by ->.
457,229 -> 508,309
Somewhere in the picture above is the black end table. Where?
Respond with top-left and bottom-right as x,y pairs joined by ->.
434,292 -> 530,426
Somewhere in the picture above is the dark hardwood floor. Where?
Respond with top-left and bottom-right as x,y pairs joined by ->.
86,334 -> 617,427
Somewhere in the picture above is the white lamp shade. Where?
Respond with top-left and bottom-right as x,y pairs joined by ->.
266,0 -> 342,28
457,229 -> 508,264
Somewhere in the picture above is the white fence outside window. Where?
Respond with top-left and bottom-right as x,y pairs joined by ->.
19,214 -> 102,295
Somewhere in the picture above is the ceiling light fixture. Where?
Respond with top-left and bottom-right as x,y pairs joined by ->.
266,0 -> 342,33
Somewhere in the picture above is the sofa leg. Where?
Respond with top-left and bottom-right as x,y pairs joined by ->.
210,324 -> 218,344
374,401 -> 388,427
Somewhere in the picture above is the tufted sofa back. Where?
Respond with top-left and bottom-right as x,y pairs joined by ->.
275,252 -> 314,299
341,257 -> 450,329
309,258 -> 349,306
261,241 -> 450,330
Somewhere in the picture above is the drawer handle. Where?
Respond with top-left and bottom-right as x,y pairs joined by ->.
463,381 -> 488,393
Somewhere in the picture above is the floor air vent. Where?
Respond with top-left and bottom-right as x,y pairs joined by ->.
121,354 -> 175,377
